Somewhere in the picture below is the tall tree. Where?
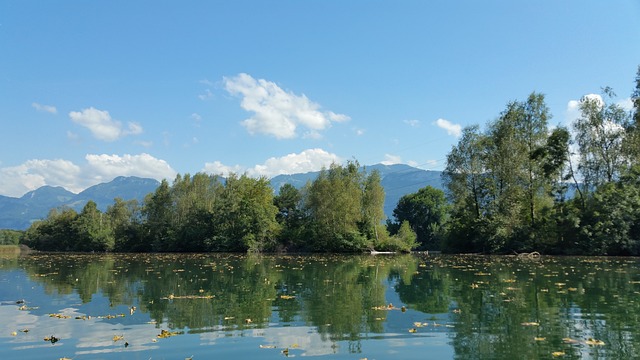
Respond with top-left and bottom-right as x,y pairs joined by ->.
360,169 -> 386,244
142,179 -> 174,251
442,125 -> 489,252
74,200 -> 113,251
573,87 -> 632,192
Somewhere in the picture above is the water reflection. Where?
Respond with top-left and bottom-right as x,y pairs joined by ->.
1,253 -> 639,359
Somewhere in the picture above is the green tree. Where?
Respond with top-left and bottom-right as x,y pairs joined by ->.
578,165 -> 640,255
442,125 -> 490,252
574,87 -> 632,191
273,183 -> 305,251
389,185 -> 447,250
210,174 -> 280,252
142,179 -> 174,251
108,198 -> 145,252
73,200 -> 114,251
360,170 -> 386,244
24,207 -> 79,251
303,161 -> 390,252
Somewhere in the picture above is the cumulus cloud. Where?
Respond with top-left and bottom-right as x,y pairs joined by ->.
0,159 -> 82,196
202,161 -> 244,176
84,153 -> 176,183
564,93 -> 634,127
223,73 -> 350,139
434,118 -> 462,137
203,148 -> 341,178
32,102 -> 57,114
617,97 -> 633,111
68,107 -> 143,141
0,154 -> 177,197
381,154 -> 402,165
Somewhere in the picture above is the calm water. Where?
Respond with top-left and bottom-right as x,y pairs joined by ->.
1,253 -> 639,359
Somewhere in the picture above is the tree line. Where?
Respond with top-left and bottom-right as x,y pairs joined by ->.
18,65 -> 640,255
22,161 -> 417,253
437,66 -> 640,255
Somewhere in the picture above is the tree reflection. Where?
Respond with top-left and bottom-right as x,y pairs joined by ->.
11,253 -> 640,358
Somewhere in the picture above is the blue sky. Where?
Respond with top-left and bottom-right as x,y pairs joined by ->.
1,1 -> 639,197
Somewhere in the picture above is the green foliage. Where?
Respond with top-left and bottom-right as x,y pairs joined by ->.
0,229 -> 23,245
302,161 -> 393,252
389,186 -> 447,250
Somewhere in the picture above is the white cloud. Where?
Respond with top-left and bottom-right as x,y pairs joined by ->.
223,73 -> 350,139
0,159 -> 82,196
0,154 -> 177,197
381,154 -> 402,165
198,89 -> 214,101
84,153 -> 176,183
203,148 -> 341,178
32,102 -> 57,114
617,97 -> 633,111
434,118 -> 462,137
202,161 -> 244,176
68,107 -> 143,142
404,119 -> 420,127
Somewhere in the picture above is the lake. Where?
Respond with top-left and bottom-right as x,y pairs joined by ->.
1,253 -> 639,359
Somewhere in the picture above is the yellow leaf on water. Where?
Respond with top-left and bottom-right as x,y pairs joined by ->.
534,337 -> 546,341
562,337 -> 580,344
521,322 -> 540,326
585,338 -> 605,346
113,335 -> 124,342
552,351 -> 565,357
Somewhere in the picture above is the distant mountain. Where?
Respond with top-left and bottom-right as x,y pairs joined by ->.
0,165 -> 445,230
0,176 -> 160,230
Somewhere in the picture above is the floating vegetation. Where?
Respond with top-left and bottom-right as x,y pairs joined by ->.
157,329 -> 183,339
162,294 -> 215,300
44,335 -> 60,344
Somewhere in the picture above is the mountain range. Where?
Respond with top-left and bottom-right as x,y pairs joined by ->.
0,164 -> 444,230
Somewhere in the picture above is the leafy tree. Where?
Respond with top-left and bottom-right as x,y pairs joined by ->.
389,185 -> 447,250
210,174 -> 280,252
303,161 -> 392,252
578,165 -> 640,255
442,125 -> 489,252
24,207 -> 79,251
274,184 -> 305,251
0,229 -> 23,245
573,87 -> 632,191
360,170 -> 386,244
108,198 -> 145,252
74,200 -> 114,251
142,179 -> 174,251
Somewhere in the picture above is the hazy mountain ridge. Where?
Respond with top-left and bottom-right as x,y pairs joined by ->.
0,166 -> 444,230
0,177 -> 160,230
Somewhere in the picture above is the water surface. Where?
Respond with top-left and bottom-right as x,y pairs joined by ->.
1,253 -> 639,359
